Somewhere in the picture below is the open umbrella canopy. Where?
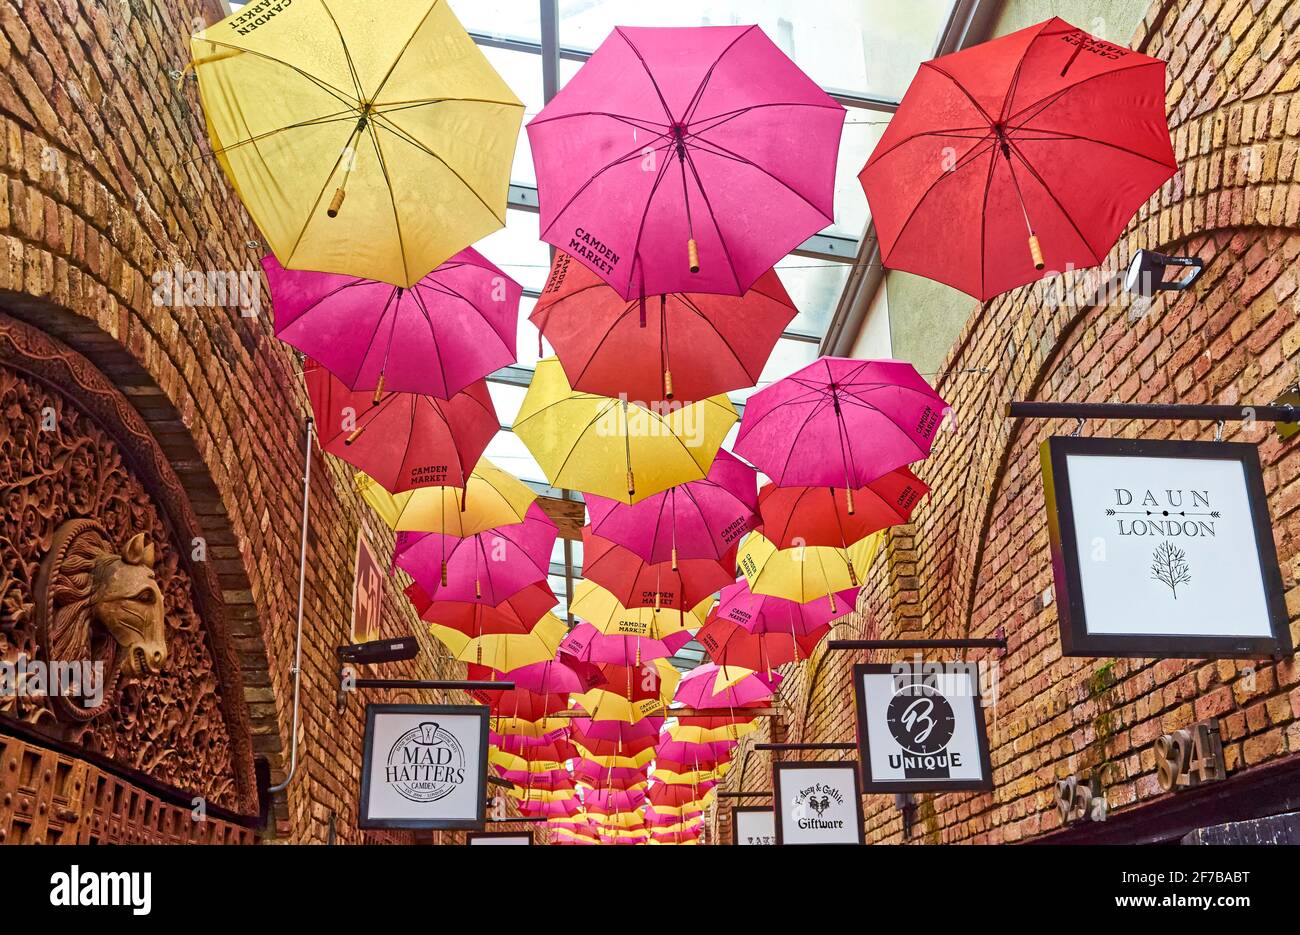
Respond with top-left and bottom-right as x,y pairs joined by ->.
394,503 -> 557,604
584,449 -> 758,566
654,738 -> 735,768
860,17 -> 1176,300
491,715 -> 573,739
581,529 -> 736,612
675,663 -> 781,709
527,25 -> 844,299
737,531 -> 880,607
571,717 -> 664,755
757,466 -> 930,550
735,357 -> 948,496
407,580 -> 557,637
267,248 -> 520,399
469,658 -> 605,696
573,760 -> 651,791
697,615 -> 830,672
354,458 -> 536,537
569,580 -> 712,639
583,788 -> 647,814
190,0 -> 523,287
714,579 -> 856,637
559,623 -> 694,667
513,359 -> 737,503
493,767 -> 574,791
647,782 -> 713,809
473,688 -> 571,721
531,252 -> 797,404
572,660 -> 680,723
428,612 -> 567,671
306,361 -> 497,493
571,745 -> 657,770
491,734 -> 579,763
666,717 -> 759,744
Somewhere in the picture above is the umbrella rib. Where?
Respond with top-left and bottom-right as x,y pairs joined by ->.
615,28 -> 677,125
418,278 -> 515,357
192,38 -> 358,109
918,61 -> 997,127
1002,60 -> 1165,128
526,110 -> 669,132
672,294 -> 757,381
862,126 -> 992,171
319,0 -> 368,102
767,393 -> 836,484
368,0 -> 443,103
978,131 -> 999,300
537,137 -> 674,243
407,287 -> 454,396
686,133 -> 833,224
190,110 -> 363,165
1005,137 -> 1107,263
680,26 -> 756,125
363,117 -> 418,290
878,139 -> 995,266
624,141 -> 677,306
1007,127 -> 1178,171
678,148 -> 744,293
547,401 -> 622,488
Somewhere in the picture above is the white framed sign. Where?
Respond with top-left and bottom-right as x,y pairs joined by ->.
1041,437 -> 1291,658
853,663 -> 993,793
772,761 -> 864,845
731,806 -> 775,845
467,831 -> 533,845
359,705 -> 489,830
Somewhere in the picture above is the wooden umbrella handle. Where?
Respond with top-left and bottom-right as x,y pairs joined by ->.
328,187 -> 346,218
1028,234 -> 1044,270
687,238 -> 700,274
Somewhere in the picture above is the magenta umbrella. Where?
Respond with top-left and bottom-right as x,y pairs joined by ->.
267,249 -> 520,400
559,622 -> 693,667
655,738 -> 735,766
527,26 -> 845,300
715,579 -> 857,637
393,504 -> 557,604
468,659 -> 606,695
571,717 -> 664,746
675,663 -> 782,709
583,788 -> 647,813
572,760 -> 651,790
735,358 -> 949,508
584,449 -> 758,567
518,797 -> 584,819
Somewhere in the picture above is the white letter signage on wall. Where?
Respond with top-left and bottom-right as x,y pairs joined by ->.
853,662 -> 993,793
772,761 -> 864,845
1041,437 -> 1291,658
731,806 -> 775,845
359,704 -> 489,830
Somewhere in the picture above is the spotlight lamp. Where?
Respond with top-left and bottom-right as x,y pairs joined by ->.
1124,249 -> 1205,297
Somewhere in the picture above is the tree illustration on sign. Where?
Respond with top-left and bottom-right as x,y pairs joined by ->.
1150,540 -> 1191,598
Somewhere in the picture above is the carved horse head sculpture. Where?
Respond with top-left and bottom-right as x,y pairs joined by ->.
35,519 -> 168,721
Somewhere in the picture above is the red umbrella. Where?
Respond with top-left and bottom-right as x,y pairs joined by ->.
406,580 -> 557,637
571,718 -> 662,757
860,17 -> 1176,300
757,467 -> 930,550
647,782 -> 713,808
559,623 -> 693,667
305,360 -> 496,493
696,615 -> 829,673
531,252 -> 797,404
492,735 -> 578,762
468,659 -> 605,696
472,688 -> 571,722
581,528 -> 734,612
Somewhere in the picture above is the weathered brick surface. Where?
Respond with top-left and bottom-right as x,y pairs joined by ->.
715,0 -> 1300,844
0,0 -> 536,843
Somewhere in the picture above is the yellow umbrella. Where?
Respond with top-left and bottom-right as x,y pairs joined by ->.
490,716 -> 573,739
651,765 -> 729,785
569,580 -> 711,639
737,531 -> 881,609
506,786 -> 574,803
354,459 -> 535,536
189,1 -> 522,286
571,746 -> 656,770
488,751 -> 567,774
513,359 -> 737,503
665,720 -> 759,744
571,659 -> 680,723
428,613 -> 566,670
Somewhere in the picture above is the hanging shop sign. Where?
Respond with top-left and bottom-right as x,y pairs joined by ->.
731,806 -> 776,845
853,662 -> 993,793
466,831 -> 533,845
1040,437 -> 1291,658
350,532 -> 384,644
772,761 -> 864,845
359,704 -> 489,830
1155,719 -> 1227,792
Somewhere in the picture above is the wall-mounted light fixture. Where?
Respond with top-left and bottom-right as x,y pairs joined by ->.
1124,249 -> 1205,297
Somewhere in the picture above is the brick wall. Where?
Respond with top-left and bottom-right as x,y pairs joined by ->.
0,0 -> 532,843
714,0 -> 1300,844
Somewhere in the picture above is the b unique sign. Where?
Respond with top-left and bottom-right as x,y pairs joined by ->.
1041,437 -> 1291,658
772,761 -> 864,845
359,705 -> 489,830
467,831 -> 533,845
731,806 -> 776,845
853,663 -> 993,793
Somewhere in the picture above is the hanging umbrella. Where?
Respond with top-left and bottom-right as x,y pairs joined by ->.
518,795 -> 585,819
306,361 -> 496,493
581,529 -> 735,613
582,788 -> 647,814
189,1 -> 523,287
735,358 -> 948,509
526,25 -> 844,299
490,715 -> 572,739
652,766 -> 727,786
571,745 -> 657,770
647,782 -> 713,809
354,459 -> 536,537
559,623 -> 693,667
569,580 -> 712,640
513,358 -> 737,503
696,615 -> 829,673
584,449 -> 758,567
469,658 -> 605,696
654,738 -> 735,768
407,580 -> 557,637
859,17 -> 1177,301
757,467 -> 930,550
491,734 -> 578,762
572,760 -> 651,791
715,579 -> 856,637
572,660 -> 680,723
428,612 -> 567,671
737,531 -> 880,609
493,767 -> 574,791
531,252 -> 797,404
667,717 -> 759,744
675,663 -> 781,709
571,717 -> 663,757
473,689 -> 570,722
395,504 -> 557,604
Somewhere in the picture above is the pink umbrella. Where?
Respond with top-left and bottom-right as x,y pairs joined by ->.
394,504 -> 556,604
572,759 -> 651,790
583,788 -> 647,813
559,622 -> 693,667
526,26 -> 845,300
572,717 -> 664,747
715,579 -> 857,637
494,767 -> 574,790
470,659 -> 605,696
735,358 -> 948,504
519,797 -> 584,819
305,361 -> 496,493
675,663 -> 782,709
267,248 -> 520,400
584,449 -> 758,566
491,733 -> 575,757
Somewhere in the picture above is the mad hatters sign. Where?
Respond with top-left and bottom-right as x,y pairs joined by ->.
853,662 -> 993,793
359,705 -> 489,830
731,806 -> 776,845
1041,437 -> 1291,658
772,762 -> 864,845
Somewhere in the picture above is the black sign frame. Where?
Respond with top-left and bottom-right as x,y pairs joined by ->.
853,662 -> 994,794
771,760 -> 865,846
359,703 -> 490,831
466,830 -> 534,845
729,805 -> 775,846
1041,436 -> 1292,658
